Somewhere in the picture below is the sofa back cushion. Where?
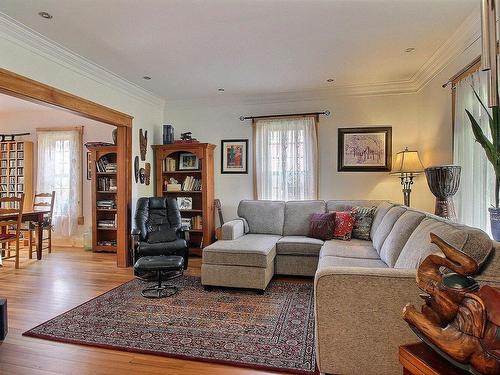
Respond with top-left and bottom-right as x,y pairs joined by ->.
372,206 -> 407,252
284,200 -> 326,236
370,201 -> 396,239
394,217 -> 493,269
238,200 -> 285,235
379,210 -> 426,267
326,200 -> 382,212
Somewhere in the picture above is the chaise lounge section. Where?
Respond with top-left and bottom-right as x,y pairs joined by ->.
201,199 -> 499,374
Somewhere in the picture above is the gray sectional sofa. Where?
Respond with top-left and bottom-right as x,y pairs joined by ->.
201,199 -> 499,375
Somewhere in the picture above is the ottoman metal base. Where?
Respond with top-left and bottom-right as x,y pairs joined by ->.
141,269 -> 180,299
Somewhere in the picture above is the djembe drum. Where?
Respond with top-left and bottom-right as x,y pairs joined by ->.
424,165 -> 461,221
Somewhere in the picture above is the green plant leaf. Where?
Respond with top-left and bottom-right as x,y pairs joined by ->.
472,88 -> 493,122
465,109 -> 496,164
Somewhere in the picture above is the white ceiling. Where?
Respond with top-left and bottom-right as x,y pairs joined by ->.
0,0 -> 477,100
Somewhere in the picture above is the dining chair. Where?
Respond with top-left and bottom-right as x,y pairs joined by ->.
0,194 -> 24,269
28,191 -> 56,259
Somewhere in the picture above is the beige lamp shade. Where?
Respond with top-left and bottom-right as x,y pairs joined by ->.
391,147 -> 424,175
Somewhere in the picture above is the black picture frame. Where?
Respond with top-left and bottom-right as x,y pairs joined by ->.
338,126 -> 392,172
86,152 -> 92,180
221,139 -> 248,174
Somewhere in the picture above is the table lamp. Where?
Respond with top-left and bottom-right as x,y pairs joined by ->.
391,147 -> 424,206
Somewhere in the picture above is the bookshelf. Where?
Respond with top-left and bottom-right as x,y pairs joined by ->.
152,143 -> 215,255
0,141 -> 33,209
88,145 -> 120,253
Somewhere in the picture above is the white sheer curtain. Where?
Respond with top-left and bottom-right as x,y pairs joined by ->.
453,70 -> 494,235
37,130 -> 82,244
254,116 -> 318,200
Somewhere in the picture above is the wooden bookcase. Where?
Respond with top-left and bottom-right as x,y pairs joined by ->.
88,145 -> 122,253
0,141 -> 33,209
152,143 -> 215,255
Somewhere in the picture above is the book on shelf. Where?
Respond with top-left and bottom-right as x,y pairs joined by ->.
166,183 -> 182,192
96,156 -> 117,173
96,199 -> 116,209
163,157 -> 176,172
181,176 -> 202,191
97,177 -> 117,191
191,215 -> 203,230
97,240 -> 117,247
97,215 -> 117,228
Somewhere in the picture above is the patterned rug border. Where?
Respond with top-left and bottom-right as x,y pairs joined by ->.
23,278 -> 319,375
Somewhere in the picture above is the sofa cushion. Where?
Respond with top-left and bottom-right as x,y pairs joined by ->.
284,200 -> 326,236
318,255 -> 388,269
372,206 -> 407,252
351,206 -> 377,240
394,217 -> 492,269
309,212 -> 336,240
277,236 -> 324,256
370,201 -> 396,239
238,200 -> 285,235
320,239 -> 380,259
333,211 -> 355,240
379,211 -> 426,267
203,234 -> 281,268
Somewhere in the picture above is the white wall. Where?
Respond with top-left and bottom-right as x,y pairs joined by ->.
0,103 -> 114,246
164,91 -> 442,220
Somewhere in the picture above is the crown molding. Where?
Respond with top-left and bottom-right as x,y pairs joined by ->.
0,13 -> 165,108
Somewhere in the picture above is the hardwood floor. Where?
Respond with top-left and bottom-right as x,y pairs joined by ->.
0,248 -> 277,375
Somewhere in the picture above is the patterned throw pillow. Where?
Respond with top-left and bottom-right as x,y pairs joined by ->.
309,212 -> 336,240
332,211 -> 355,241
351,206 -> 377,240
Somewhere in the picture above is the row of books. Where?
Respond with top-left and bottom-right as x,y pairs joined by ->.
163,157 -> 177,172
96,199 -> 116,209
97,217 -> 117,229
0,143 -> 24,151
180,215 -> 203,230
97,240 -> 117,247
0,184 -> 23,191
96,157 -> 117,173
97,177 -> 117,191
182,176 -> 202,191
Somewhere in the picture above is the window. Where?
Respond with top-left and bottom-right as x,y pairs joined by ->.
254,116 -> 318,200
37,129 -> 82,243
453,70 -> 494,235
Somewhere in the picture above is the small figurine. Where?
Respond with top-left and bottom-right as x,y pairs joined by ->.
180,132 -> 193,141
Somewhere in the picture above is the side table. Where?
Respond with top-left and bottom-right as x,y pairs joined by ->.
399,343 -> 469,375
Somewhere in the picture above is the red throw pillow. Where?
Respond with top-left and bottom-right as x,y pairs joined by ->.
332,211 -> 355,241
309,212 -> 336,240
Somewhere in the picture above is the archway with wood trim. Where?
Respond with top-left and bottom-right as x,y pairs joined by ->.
0,68 -> 132,267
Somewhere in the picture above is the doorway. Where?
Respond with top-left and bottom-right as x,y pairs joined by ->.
0,68 -> 132,267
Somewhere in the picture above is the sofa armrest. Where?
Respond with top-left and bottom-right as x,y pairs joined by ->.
221,219 -> 245,240
314,267 -> 421,375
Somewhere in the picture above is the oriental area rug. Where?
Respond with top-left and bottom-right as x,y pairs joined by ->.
24,276 -> 317,374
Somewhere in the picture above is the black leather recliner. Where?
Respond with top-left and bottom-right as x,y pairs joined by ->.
131,197 -> 189,274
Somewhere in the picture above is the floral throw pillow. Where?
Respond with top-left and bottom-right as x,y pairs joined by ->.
309,212 -> 336,240
351,206 -> 377,240
332,211 -> 355,241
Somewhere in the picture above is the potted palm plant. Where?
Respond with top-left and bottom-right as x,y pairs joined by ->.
465,91 -> 500,240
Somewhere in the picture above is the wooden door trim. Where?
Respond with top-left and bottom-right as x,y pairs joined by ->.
0,67 -> 133,267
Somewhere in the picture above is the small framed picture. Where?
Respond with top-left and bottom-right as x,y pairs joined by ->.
338,127 -> 392,172
87,152 -> 92,180
178,153 -> 199,170
177,196 -> 193,210
221,139 -> 248,174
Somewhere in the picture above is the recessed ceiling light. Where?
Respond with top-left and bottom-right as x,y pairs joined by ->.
405,48 -> 416,53
143,76 -> 151,80
38,11 -> 53,19
326,78 -> 334,83
218,88 -> 225,92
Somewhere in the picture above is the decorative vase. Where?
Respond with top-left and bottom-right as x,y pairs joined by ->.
163,124 -> 174,144
424,165 -> 461,221
489,207 -> 500,241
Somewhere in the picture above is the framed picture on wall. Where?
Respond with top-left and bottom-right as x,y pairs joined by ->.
221,139 -> 248,174
87,152 -> 92,180
338,127 -> 392,172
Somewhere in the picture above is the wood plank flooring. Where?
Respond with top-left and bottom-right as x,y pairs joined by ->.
0,248 -> 278,375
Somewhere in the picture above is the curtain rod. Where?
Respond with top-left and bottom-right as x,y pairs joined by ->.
239,110 -> 330,121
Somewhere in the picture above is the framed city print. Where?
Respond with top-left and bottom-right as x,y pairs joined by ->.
338,127 -> 392,172
178,153 -> 199,170
221,139 -> 248,174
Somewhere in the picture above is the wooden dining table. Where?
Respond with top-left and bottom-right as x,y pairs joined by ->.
0,209 -> 50,261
